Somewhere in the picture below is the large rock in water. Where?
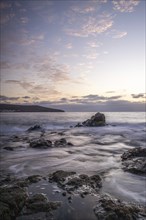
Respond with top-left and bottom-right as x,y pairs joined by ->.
93,194 -> 146,220
0,186 -> 28,220
75,112 -> 106,127
121,147 -> 146,175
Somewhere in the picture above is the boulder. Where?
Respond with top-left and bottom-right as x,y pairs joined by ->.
121,147 -> 146,175
121,147 -> 146,160
25,175 -> 42,184
24,193 -> 61,214
93,194 -> 146,220
27,124 -> 44,132
54,138 -> 73,147
30,138 -> 52,149
3,147 -> 14,151
49,170 -> 76,183
0,186 -> 28,220
49,170 -> 102,195
54,138 -> 67,147
75,112 -> 106,127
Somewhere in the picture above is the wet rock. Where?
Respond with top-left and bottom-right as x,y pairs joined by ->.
67,142 -> 74,146
26,175 -> 42,184
122,158 -> 146,175
11,135 -> 20,142
15,179 -> 29,188
58,132 -> 65,136
0,186 -> 28,220
54,138 -> 74,147
54,138 -> 67,147
93,194 -> 146,220
30,138 -> 52,149
27,193 -> 48,204
49,171 -> 102,195
75,112 -> 106,127
25,193 -> 61,214
62,192 -> 66,196
121,147 -> 146,175
121,147 -> 146,160
68,196 -> 72,203
66,174 -> 102,191
3,146 -> 14,151
49,170 -> 76,183
27,124 -> 44,132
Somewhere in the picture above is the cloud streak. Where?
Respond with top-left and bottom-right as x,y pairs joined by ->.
108,29 -> 127,39
34,99 -> 145,112
112,0 -> 140,13
131,93 -> 146,99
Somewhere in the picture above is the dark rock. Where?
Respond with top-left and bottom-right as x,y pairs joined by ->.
66,174 -> 102,191
68,196 -> 72,203
0,186 -> 28,220
0,202 -> 11,220
3,147 -> 14,151
30,138 -> 52,149
75,112 -> 106,127
27,193 -> 48,204
26,175 -> 42,184
49,170 -> 76,183
11,135 -> 19,142
54,138 -> 67,147
121,147 -> 146,160
27,124 -> 44,132
49,171 -> 102,195
54,138 -> 74,147
121,147 -> 146,175
67,142 -> 74,146
93,194 -> 146,220
25,193 -> 61,214
62,192 -> 66,196
58,132 -> 64,136
15,179 -> 29,188
75,123 -> 82,127
122,158 -> 146,175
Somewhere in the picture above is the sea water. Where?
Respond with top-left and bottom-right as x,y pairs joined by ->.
0,112 -> 146,205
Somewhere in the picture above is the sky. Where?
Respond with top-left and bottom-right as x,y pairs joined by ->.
0,0 -> 145,111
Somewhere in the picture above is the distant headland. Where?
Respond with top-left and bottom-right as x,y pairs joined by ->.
0,104 -> 64,112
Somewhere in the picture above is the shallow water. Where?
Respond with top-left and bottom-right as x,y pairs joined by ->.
0,112 -> 146,207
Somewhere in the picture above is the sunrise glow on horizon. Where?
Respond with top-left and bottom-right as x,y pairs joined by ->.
0,0 -> 145,111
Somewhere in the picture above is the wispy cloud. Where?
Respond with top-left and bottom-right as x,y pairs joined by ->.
65,12 -> 114,37
0,95 -> 20,101
0,2 -> 11,9
33,55 -> 71,82
108,29 -> 127,38
131,93 -> 146,99
83,52 -> 99,60
106,91 -> 116,93
0,95 -> 32,102
112,0 -> 140,13
87,41 -> 103,48
19,34 -> 45,46
66,43 -> 73,49
0,13 -> 15,25
5,80 -> 34,90
82,94 -> 122,101
34,97 -> 145,112
20,17 -> 29,24
5,80 -> 61,98
71,5 -> 95,14
22,96 -> 30,99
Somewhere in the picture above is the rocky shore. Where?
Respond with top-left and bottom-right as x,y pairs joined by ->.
0,112 -> 146,220
0,170 -> 146,220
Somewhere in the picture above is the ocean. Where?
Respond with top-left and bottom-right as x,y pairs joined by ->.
0,112 -> 146,219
